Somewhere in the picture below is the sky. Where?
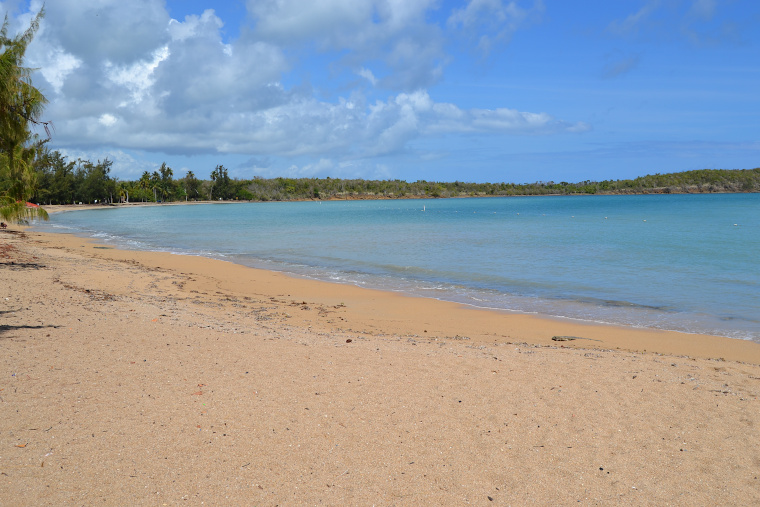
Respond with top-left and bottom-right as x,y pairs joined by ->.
2,0 -> 759,183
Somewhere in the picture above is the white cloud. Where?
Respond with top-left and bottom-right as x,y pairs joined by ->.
38,0 -> 170,64
448,0 -> 544,54
65,87 -> 586,160
247,0 -> 437,47
358,67 -> 378,86
288,158 -> 337,178
247,0 -> 376,45
31,46 -> 82,94
7,0 -> 587,180
99,113 -> 117,127
105,46 -> 169,105
366,91 -> 587,140
54,147 -> 157,180
606,0 -> 741,47
248,0 -> 445,91
168,9 -> 222,41
256,158 -> 394,180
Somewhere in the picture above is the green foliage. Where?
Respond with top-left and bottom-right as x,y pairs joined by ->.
210,165 -> 232,200
33,149 -> 74,204
13,150 -> 760,208
183,171 -> 202,201
146,162 -> 179,202
0,9 -> 49,222
74,159 -> 115,204
223,168 -> 760,201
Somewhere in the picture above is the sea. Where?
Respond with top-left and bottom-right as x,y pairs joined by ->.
34,193 -> 760,342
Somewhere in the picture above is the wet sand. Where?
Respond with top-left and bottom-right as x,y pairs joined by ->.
1,223 -> 759,505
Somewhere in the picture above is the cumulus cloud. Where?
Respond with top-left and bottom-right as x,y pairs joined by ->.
32,0 -> 170,64
248,0 -> 435,48
105,46 -> 169,105
364,91 -> 581,147
98,114 -> 118,127
3,0 -> 585,178
247,0 -> 446,91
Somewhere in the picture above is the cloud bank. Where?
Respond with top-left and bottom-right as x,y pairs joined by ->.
0,0 -> 587,178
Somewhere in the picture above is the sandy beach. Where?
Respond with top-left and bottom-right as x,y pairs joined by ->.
1,217 -> 759,505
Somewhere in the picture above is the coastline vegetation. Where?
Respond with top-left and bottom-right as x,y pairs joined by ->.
0,9 -> 49,222
14,149 -> 760,205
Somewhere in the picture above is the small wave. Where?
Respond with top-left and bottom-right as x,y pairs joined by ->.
34,195 -> 760,342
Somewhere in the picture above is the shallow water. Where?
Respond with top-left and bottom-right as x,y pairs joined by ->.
36,193 -> 760,341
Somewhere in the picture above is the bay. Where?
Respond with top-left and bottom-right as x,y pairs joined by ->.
36,193 -> 760,341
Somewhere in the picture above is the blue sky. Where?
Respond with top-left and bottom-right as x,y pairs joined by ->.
3,0 -> 759,183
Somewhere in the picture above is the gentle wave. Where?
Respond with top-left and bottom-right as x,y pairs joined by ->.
34,194 -> 760,341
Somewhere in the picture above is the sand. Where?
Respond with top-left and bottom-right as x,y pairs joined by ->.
1,220 -> 759,505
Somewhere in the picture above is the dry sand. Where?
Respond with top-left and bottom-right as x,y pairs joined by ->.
1,221 -> 759,505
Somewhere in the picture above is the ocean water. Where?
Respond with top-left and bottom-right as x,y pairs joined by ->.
35,194 -> 760,341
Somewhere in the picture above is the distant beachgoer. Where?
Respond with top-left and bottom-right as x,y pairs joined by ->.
0,222 -> 7,229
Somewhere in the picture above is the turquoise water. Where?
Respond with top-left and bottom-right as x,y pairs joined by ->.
36,194 -> 760,341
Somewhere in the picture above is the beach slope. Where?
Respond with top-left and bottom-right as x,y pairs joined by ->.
1,228 -> 759,505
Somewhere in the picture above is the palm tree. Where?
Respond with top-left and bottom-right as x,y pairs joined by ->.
118,182 -> 129,203
159,162 -> 173,182
150,171 -> 160,202
158,163 -> 174,201
137,171 -> 151,202
0,9 -> 49,222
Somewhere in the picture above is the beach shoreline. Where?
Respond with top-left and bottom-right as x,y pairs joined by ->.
32,203 -> 760,362
2,218 -> 759,504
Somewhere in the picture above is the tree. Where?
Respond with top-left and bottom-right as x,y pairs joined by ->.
159,162 -> 173,182
0,9 -> 49,222
118,181 -> 129,203
210,165 -> 231,200
31,145 -> 70,204
157,162 -> 176,201
137,171 -> 151,201
150,171 -> 161,202
184,170 -> 201,200
75,159 -> 114,204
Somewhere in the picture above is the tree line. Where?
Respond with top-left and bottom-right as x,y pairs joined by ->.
25,150 -> 242,204
21,149 -> 760,205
